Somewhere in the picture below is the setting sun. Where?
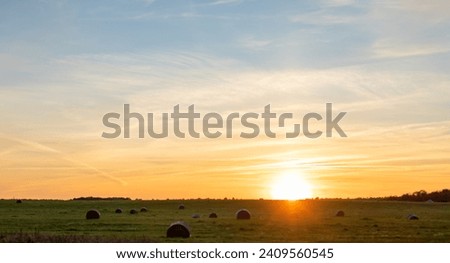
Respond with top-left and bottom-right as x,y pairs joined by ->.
270,172 -> 313,200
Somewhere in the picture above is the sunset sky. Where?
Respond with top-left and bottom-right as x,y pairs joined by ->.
1,0 -> 449,200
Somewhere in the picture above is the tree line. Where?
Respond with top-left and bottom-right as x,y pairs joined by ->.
72,196 -> 131,201
375,189 -> 450,202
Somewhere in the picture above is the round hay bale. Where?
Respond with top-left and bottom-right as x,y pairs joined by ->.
16,199 -> 22,204
130,209 -> 138,215
86,209 -> 101,220
236,209 -> 251,220
178,204 -> 185,210
140,207 -> 148,212
408,214 -> 419,220
209,212 -> 218,218
115,208 -> 123,214
166,221 -> 190,238
191,213 -> 200,219
336,210 -> 345,217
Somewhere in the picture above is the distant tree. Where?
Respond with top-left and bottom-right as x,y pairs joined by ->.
379,189 -> 449,202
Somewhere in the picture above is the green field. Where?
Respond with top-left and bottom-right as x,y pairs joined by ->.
1,199 -> 449,242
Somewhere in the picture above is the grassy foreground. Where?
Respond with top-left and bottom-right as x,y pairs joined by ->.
1,199 -> 449,242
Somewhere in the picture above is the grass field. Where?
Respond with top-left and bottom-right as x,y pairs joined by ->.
1,199 -> 449,242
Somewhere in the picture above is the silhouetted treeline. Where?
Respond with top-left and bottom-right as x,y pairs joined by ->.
369,189 -> 450,202
72,196 -> 131,201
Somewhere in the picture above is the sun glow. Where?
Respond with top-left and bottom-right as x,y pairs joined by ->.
270,172 -> 313,200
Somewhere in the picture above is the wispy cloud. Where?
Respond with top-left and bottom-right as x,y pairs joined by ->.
320,0 -> 357,7
0,133 -> 127,186
289,10 -> 359,25
207,0 -> 242,6
238,36 -> 272,50
137,0 -> 156,5
372,41 -> 450,59
367,0 -> 450,59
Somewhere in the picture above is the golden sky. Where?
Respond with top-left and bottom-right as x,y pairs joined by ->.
1,0 -> 449,199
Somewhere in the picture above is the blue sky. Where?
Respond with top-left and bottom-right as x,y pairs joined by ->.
2,0 -> 449,71
0,0 -> 419,67
0,0 -> 449,199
